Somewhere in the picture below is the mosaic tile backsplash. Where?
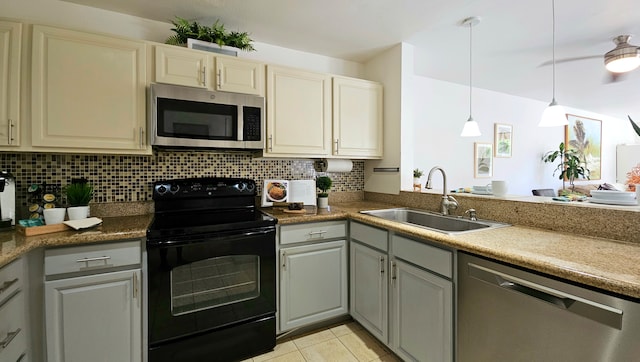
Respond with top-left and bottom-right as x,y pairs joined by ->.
0,151 -> 364,217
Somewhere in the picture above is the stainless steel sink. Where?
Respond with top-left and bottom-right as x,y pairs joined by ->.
360,208 -> 509,235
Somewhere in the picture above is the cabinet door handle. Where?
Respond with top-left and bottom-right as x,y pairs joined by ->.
380,256 -> 385,274
308,230 -> 327,238
139,127 -> 144,148
334,139 -> 339,154
202,66 -> 207,87
76,256 -> 111,268
133,272 -> 138,300
281,251 -> 286,271
17,352 -> 26,362
391,261 -> 397,285
0,328 -> 21,349
7,119 -> 14,145
0,278 -> 18,295
217,69 -> 222,88
268,135 -> 273,151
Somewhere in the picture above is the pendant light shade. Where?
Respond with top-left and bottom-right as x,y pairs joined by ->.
460,16 -> 481,137
539,0 -> 568,127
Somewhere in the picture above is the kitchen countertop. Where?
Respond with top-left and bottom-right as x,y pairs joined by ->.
266,201 -> 640,300
2,201 -> 639,300
0,214 -> 152,268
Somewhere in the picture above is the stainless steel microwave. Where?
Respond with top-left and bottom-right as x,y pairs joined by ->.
149,83 -> 265,150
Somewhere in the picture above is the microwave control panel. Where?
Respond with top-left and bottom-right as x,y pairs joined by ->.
243,106 -> 262,141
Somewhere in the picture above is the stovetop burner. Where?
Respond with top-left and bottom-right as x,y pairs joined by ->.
147,177 -> 276,242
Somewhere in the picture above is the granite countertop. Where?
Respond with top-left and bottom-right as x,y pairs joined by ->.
0,214 -> 152,268
2,201 -> 639,300
266,201 -> 640,300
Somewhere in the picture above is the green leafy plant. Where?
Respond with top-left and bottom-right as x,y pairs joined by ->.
316,176 -> 333,198
628,116 -> 640,137
542,142 -> 590,192
165,16 -> 255,51
65,181 -> 93,207
413,168 -> 423,178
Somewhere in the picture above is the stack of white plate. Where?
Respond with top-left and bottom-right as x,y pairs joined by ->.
590,190 -> 638,206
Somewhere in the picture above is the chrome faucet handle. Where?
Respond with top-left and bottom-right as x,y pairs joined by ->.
465,208 -> 477,221
442,195 -> 458,215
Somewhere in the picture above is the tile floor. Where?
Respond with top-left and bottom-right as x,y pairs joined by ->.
243,321 -> 402,362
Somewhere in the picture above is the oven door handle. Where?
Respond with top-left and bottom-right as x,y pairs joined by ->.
147,227 -> 275,247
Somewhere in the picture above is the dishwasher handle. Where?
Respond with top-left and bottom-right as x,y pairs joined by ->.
468,262 -> 623,330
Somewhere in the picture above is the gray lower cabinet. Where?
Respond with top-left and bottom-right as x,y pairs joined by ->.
0,257 -> 28,362
350,221 -> 453,362
278,221 -> 348,332
44,240 -> 142,362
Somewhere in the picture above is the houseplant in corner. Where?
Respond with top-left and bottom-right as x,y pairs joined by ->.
65,180 -> 93,220
542,142 -> 590,194
316,176 -> 332,209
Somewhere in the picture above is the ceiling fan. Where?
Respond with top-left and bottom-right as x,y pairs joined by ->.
540,35 -> 640,82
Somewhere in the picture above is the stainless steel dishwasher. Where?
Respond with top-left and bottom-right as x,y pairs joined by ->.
457,252 -> 640,362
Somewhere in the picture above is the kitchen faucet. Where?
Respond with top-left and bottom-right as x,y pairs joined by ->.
425,166 -> 459,216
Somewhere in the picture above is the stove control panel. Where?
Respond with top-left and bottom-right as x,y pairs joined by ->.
153,178 -> 257,199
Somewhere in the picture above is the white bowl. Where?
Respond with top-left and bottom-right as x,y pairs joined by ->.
590,190 -> 636,200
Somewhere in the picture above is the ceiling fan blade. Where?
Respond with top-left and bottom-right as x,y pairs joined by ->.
604,71 -> 627,83
538,55 -> 601,67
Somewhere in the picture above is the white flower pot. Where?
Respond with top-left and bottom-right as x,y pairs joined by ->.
67,206 -> 89,220
317,196 -> 329,209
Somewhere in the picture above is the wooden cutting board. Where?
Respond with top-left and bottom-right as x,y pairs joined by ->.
16,223 -> 71,236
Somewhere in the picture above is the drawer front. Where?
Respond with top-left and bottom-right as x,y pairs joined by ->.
391,235 -> 452,278
280,221 -> 346,245
45,240 -> 141,276
350,221 -> 388,252
0,258 -> 24,305
0,291 -> 27,362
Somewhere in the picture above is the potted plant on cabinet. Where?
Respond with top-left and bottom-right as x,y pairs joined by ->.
165,16 -> 255,54
65,180 -> 93,220
413,168 -> 423,192
542,142 -> 590,194
316,176 -> 332,209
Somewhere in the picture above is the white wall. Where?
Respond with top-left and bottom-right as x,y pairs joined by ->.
408,75 -> 633,196
1,0 -> 363,77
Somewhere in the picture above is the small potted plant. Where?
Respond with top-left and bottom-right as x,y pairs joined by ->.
65,179 -> 93,220
413,168 -> 424,191
316,176 -> 332,209
542,142 -> 590,193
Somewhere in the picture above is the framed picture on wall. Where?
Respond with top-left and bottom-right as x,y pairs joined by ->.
494,123 -> 512,158
565,114 -> 602,180
474,142 -> 493,178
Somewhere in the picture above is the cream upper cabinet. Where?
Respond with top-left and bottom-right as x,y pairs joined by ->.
154,44 -> 208,88
215,56 -> 264,95
0,21 -> 21,147
31,25 -> 148,153
154,44 -> 264,95
265,65 -> 331,157
332,76 -> 383,158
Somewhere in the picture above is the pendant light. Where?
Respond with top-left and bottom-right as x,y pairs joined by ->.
538,0 -> 568,127
460,17 -> 481,137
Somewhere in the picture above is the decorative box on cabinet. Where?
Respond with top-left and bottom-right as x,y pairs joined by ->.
0,21 -> 21,147
44,240 -> 142,362
31,25 -> 149,154
278,221 -> 348,332
154,44 -> 264,95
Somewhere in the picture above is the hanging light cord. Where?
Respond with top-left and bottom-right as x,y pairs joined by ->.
551,0 -> 556,102
469,20 -> 473,118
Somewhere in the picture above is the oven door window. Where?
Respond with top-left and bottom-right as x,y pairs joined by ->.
157,97 -> 238,140
171,255 -> 259,316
